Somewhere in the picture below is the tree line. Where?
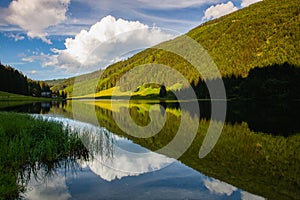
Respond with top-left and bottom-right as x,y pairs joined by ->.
0,63 -> 53,97
175,62 -> 300,101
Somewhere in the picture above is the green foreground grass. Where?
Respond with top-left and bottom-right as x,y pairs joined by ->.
0,112 -> 89,200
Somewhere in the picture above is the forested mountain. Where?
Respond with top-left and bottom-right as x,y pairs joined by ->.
0,63 -> 51,97
95,0 -> 299,91
187,0 -> 299,77
49,0 -> 299,98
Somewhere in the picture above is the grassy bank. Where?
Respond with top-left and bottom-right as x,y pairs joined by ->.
0,91 -> 56,101
0,112 -> 90,200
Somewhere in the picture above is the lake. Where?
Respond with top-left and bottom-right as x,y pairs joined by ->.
0,100 -> 299,199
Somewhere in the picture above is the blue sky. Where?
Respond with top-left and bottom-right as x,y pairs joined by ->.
0,0 -> 261,80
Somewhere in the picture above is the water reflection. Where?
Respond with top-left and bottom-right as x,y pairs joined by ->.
16,116 -> 264,200
41,116 -> 175,181
204,178 -> 237,196
0,100 -> 67,114
1,100 -> 299,199
22,170 -> 71,200
2,100 -> 299,135
67,100 -> 299,199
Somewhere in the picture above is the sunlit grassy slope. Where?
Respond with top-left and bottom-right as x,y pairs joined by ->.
70,82 -> 183,99
71,85 -> 160,99
50,0 -> 299,98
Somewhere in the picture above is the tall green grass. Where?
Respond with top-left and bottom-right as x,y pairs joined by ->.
0,112 -> 90,200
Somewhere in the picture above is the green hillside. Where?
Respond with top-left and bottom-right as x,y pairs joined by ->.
45,70 -> 103,96
187,0 -> 299,77
53,0 -> 299,97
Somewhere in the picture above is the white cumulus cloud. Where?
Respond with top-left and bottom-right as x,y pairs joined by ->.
203,1 -> 238,20
6,0 -> 70,44
45,15 -> 174,74
241,0 -> 263,7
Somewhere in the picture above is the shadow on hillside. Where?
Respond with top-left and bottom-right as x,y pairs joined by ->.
183,62 -> 300,101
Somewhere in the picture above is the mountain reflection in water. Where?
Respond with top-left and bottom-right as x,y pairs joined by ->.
1,100 -> 298,199
22,116 -> 266,200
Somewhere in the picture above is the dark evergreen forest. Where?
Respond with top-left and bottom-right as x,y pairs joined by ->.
0,63 -> 51,97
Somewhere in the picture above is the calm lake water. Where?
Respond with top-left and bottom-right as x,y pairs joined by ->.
1,100 -> 299,199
